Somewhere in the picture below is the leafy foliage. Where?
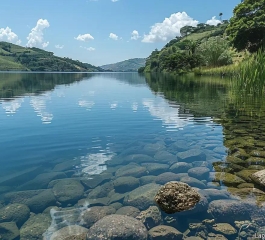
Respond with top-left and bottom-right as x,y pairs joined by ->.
142,23 -> 230,74
197,36 -> 233,67
0,41 -> 104,72
225,0 -> 265,52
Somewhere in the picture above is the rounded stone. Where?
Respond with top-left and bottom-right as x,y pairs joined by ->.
154,181 -> 200,214
50,225 -> 88,240
123,183 -> 161,210
86,214 -> 148,240
116,206 -> 140,218
170,162 -> 192,173
0,203 -> 30,227
148,225 -> 183,240
20,213 -> 51,240
113,176 -> 140,193
188,167 -> 210,180
52,179 -> 84,205
79,206 -> 116,228
115,164 -> 147,178
155,172 -> 185,185
0,222 -> 19,240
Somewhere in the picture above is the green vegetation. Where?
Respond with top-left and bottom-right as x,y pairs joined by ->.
141,0 -> 265,94
225,0 -> 265,52
100,58 -> 146,72
142,23 -> 230,74
0,42 -> 104,72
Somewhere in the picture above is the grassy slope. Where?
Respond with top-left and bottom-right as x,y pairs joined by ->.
0,42 -> 104,72
100,58 -> 146,72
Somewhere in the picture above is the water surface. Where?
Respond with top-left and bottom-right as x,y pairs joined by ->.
0,72 -> 264,239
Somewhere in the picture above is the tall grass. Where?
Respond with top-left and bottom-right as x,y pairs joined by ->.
234,49 -> 265,94
195,49 -> 265,94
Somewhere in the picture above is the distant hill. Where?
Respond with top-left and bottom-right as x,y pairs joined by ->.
100,58 -> 146,72
0,41 -> 105,72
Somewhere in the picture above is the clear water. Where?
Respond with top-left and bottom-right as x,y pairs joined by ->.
0,72 -> 264,240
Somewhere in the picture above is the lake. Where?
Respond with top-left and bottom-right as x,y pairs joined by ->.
0,72 -> 264,239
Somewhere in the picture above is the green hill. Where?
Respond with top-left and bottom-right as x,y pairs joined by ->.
100,58 -> 146,72
140,22 -> 230,73
0,42 -> 104,72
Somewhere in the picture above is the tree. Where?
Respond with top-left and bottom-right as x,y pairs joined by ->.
219,13 -> 223,22
197,36 -> 233,67
225,0 -> 265,52
180,26 -> 195,37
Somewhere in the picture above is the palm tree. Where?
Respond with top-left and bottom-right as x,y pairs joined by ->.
219,13 -> 223,22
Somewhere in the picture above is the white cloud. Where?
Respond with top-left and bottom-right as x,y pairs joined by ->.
80,46 -> 95,51
142,12 -> 198,43
131,30 -> 140,40
0,27 -> 21,45
75,33 -> 94,41
109,33 -> 118,40
206,16 -> 222,26
55,44 -> 64,49
26,19 -> 50,48
112,0 -> 119,2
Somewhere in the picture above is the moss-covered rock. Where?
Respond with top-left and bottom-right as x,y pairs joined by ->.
20,214 -> 51,240
0,203 -> 30,227
52,179 -> 84,205
0,222 -> 19,240
211,172 -> 246,187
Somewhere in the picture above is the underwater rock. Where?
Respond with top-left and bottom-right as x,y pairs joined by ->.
52,159 -> 80,172
208,200 -> 252,223
108,190 -> 126,204
0,222 -> 19,240
87,182 -> 114,199
199,189 -> 230,202
79,206 -> 116,228
115,164 -> 147,178
86,214 -> 148,240
78,197 -> 110,207
207,232 -> 228,240
4,189 -> 56,213
169,140 -> 189,152
0,203 -> 30,227
124,154 -> 154,163
18,172 -> 67,190
109,202 -> 123,210
52,179 -> 84,205
113,176 -> 140,193
250,169 -> 265,187
154,181 -> 200,214
177,149 -> 206,162
180,176 -> 206,189
140,175 -> 156,185
143,143 -> 166,156
141,163 -> 169,175
154,151 -> 178,163
188,167 -> 210,180
155,172 -> 187,185
148,225 -> 183,240
211,223 -> 237,236
170,162 -> 192,173
123,183 -> 161,210
49,225 -> 88,240
80,172 -> 113,189
136,206 -> 163,230
116,206 -> 140,217
210,172 -> 246,187
20,213 -> 51,240
235,169 -> 259,182
206,182 -> 221,189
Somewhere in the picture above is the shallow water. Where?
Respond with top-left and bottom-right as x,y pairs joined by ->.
0,72 -> 264,239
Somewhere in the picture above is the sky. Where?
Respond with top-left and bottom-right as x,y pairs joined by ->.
0,0 -> 241,66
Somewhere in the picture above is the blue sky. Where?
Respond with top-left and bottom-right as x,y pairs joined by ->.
0,0 -> 241,66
